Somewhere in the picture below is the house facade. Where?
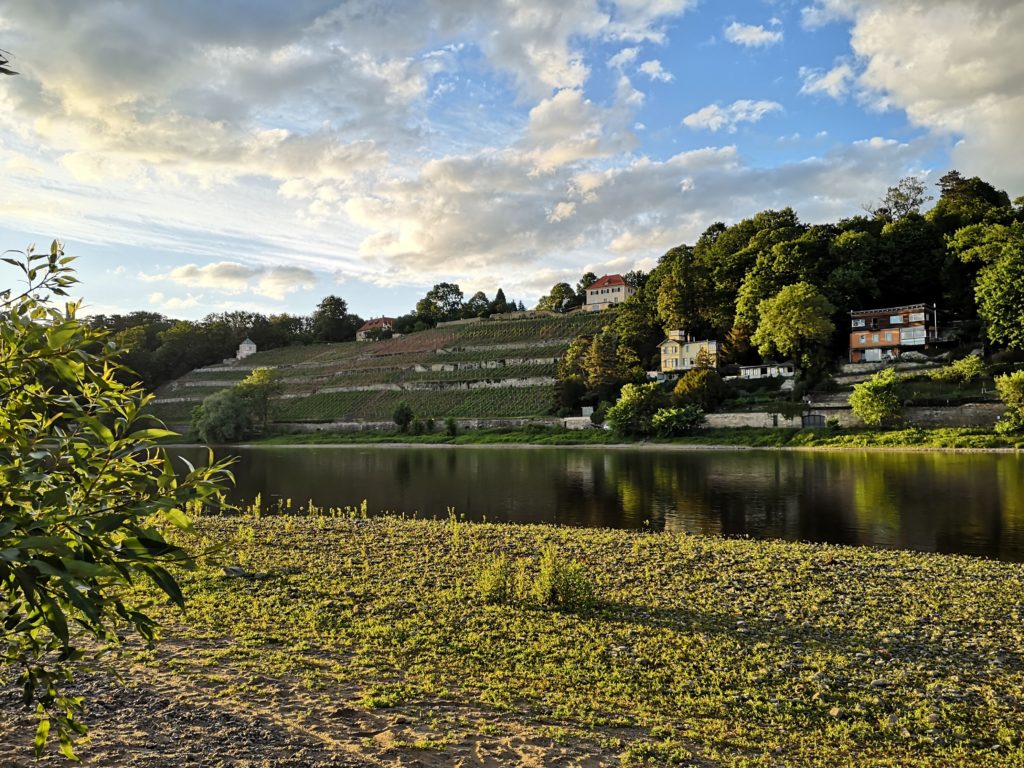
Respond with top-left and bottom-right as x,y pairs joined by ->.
356,317 -> 395,341
585,274 -> 635,311
236,337 -> 257,360
738,362 -> 795,379
848,303 -> 938,363
658,331 -> 719,373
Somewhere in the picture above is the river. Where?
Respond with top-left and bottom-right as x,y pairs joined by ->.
173,445 -> 1024,561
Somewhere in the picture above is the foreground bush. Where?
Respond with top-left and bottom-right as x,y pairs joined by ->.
651,405 -> 705,437
0,244 -> 231,756
605,382 -> 668,436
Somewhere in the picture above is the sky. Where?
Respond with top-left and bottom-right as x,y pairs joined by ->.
0,0 -> 1021,321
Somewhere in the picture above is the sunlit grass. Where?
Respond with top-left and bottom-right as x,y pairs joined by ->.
153,510 -> 1024,766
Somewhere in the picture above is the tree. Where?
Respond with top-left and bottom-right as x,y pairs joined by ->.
673,368 -> 727,411
605,382 -> 668,436
951,222 -> 1024,349
750,282 -> 835,371
393,401 -> 414,432
489,288 -> 510,315
575,272 -> 597,302
237,367 -> 283,433
0,244 -> 230,755
536,282 -> 577,312
463,291 -> 491,319
312,296 -> 357,342
192,387 -> 249,443
849,368 -> 904,427
871,176 -> 932,221
418,283 -> 464,324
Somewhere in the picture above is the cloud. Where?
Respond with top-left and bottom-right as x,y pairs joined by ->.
799,62 -> 857,100
141,262 -> 316,299
607,47 -> 640,69
799,0 -> 1024,192
147,291 -> 201,311
724,21 -> 783,47
682,100 -> 783,132
639,60 -> 674,82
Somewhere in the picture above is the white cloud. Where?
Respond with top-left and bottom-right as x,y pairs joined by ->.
608,47 -> 640,69
724,21 -> 783,47
639,59 -> 674,82
682,100 -> 783,132
799,62 -> 857,100
799,0 -> 1024,192
141,262 -> 317,299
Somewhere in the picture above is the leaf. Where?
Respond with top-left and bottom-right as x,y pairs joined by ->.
59,728 -> 80,761
128,428 -> 178,441
163,508 -> 195,534
47,326 -> 78,349
33,716 -> 50,757
145,565 -> 185,609
41,600 -> 69,644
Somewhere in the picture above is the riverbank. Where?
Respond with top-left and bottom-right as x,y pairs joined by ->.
6,514 -> 1022,766
254,424 -> 1023,451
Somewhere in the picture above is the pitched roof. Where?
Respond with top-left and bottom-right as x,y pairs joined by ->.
357,317 -> 395,332
588,274 -> 627,290
240,337 -> 255,345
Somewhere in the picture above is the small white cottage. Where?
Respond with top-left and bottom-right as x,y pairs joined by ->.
236,337 -> 257,360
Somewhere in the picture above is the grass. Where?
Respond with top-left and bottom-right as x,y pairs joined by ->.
150,511 -> 1024,766
254,424 -> 1023,450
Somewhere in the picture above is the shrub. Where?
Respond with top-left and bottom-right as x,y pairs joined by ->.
445,416 -> 458,436
930,354 -> 987,384
533,545 -> 595,610
605,382 -> 669,436
651,405 -> 705,437
849,368 -> 904,427
591,400 -> 611,425
393,401 -> 413,432
673,368 -> 727,411
477,552 -> 516,604
411,417 -> 425,435
425,417 -> 435,432
995,370 -> 1024,433
0,244 -> 231,755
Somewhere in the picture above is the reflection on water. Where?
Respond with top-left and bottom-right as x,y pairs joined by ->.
173,446 -> 1024,562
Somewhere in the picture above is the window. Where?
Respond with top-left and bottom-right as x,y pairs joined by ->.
872,333 -> 880,343
909,312 -> 925,322
889,315 -> 903,324
851,318 -> 866,328
884,332 -> 893,341
859,334 -> 866,344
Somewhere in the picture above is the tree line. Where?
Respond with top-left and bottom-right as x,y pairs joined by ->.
550,170 -> 1024,415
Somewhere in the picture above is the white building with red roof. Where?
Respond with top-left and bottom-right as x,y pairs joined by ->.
585,274 -> 635,311
356,317 -> 395,341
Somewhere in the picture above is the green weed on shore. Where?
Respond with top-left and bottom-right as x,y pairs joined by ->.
151,512 -> 1024,766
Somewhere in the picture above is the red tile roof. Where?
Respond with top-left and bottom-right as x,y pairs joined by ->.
357,317 -> 395,332
588,274 -> 627,290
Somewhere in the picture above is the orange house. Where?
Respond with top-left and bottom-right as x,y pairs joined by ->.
849,304 -> 938,363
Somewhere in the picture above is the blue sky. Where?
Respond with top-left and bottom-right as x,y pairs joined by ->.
0,0 -> 1019,321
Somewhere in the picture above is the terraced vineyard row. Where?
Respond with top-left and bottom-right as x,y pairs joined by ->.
152,312 -> 608,425
273,385 -> 555,421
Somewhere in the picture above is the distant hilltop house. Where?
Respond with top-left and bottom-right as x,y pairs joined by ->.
236,337 -> 257,360
738,362 -> 795,380
585,274 -> 635,311
658,331 -> 719,373
356,317 -> 395,341
848,303 -> 938,363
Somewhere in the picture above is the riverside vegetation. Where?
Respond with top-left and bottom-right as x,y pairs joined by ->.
7,505 -> 1023,766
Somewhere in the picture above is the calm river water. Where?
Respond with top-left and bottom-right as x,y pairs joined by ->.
174,445 -> 1024,562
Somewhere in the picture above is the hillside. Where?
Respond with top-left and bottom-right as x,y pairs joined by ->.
148,312 -> 608,426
